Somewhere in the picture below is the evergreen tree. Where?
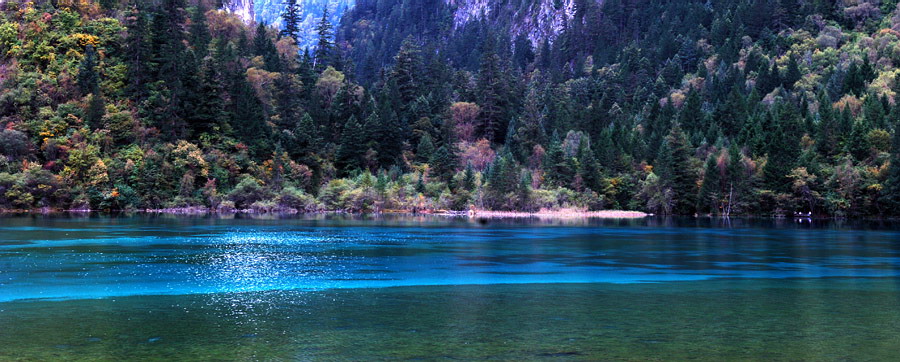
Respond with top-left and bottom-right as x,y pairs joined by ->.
416,133 -> 435,162
882,130 -> 900,211
78,45 -> 100,96
663,124 -> 697,215
254,23 -> 281,72
725,144 -> 746,215
79,44 -> 107,128
229,69 -> 271,158
124,4 -> 151,101
697,153 -> 722,214
783,56 -> 802,90
463,164 -> 476,191
390,37 -> 423,114
314,6 -> 334,70
336,116 -> 367,174
191,57 -> 227,138
430,145 -> 457,182
846,120 -> 871,161
281,0 -> 302,46
477,36 -> 511,143
189,3 -> 211,57
764,104 -> 801,193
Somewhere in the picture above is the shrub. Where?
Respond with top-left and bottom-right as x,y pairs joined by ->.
228,176 -> 272,209
277,187 -> 317,211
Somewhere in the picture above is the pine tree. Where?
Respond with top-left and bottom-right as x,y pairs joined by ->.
314,6 -> 334,71
477,36 -> 511,143
517,75 -> 548,157
486,150 -> 521,209
191,57 -> 227,138
229,69 -> 271,158
78,44 -> 100,96
280,0 -> 302,46
254,23 -> 281,72
390,37 -> 423,113
430,145 -> 457,182
783,56 -> 802,90
663,124 -> 697,215
78,44 -> 106,129
882,130 -> 900,212
463,164 -> 476,191
764,104 -> 801,193
725,144 -> 746,215
846,119 -> 871,161
336,116 -> 367,174
189,2 -> 211,57
416,133 -> 435,163
697,153 -> 722,214
124,4 -> 151,101
816,90 -> 840,159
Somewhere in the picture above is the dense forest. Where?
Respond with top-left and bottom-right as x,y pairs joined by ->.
3,0 -> 900,217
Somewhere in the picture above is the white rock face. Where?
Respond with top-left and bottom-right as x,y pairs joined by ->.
446,0 -> 581,46
222,0 -> 256,24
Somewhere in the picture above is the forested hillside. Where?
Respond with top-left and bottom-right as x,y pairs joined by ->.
3,0 -> 900,217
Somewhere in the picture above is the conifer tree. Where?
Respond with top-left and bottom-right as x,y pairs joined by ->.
281,0 -> 302,46
882,130 -> 900,209
314,6 -> 334,70
124,4 -> 151,101
783,56 -> 802,90
78,44 -> 100,96
477,36 -> 511,143
663,124 -> 697,215
764,104 -> 801,193
416,133 -> 435,163
698,153 -> 722,214
191,57 -> 227,137
254,23 -> 281,72
391,37 -> 423,113
430,145 -> 457,182
229,69 -> 271,158
336,116 -> 367,174
189,3 -> 211,57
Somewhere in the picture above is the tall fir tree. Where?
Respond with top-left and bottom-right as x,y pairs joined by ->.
314,6 -> 334,71
280,0 -> 302,46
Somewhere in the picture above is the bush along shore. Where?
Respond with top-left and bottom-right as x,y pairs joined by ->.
1,169 -> 647,218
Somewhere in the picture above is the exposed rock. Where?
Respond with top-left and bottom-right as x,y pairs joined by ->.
222,0 -> 255,24
446,0 -> 583,46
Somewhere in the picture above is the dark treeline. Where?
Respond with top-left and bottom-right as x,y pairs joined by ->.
2,0 -> 900,217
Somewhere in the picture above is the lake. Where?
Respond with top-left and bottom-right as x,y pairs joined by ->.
1,214 -> 899,360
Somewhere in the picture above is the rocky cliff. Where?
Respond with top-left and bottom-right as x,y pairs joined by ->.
446,0 -> 583,45
221,0 -> 255,24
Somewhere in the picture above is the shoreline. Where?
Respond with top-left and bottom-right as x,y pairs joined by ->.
0,207 -> 649,219
462,209 -> 649,219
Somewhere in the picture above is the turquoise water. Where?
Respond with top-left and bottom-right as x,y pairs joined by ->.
2,215 -> 900,360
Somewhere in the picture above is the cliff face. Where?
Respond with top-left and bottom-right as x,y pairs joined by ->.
446,0 -> 582,45
222,0 -> 255,24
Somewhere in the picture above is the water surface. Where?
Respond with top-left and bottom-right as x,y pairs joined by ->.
1,215 -> 899,360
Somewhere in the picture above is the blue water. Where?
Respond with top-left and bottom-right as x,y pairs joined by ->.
2,215 -> 899,302
5,215 -> 900,360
